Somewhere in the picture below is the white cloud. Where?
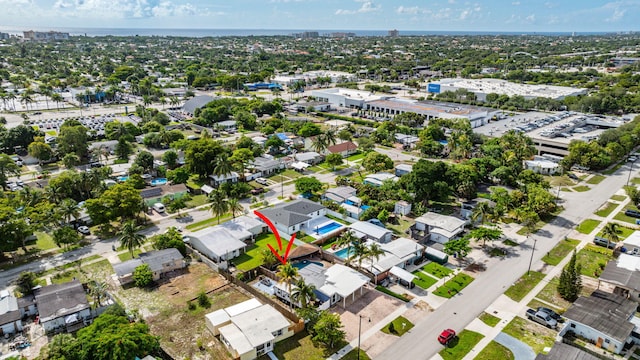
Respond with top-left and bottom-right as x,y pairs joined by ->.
511,1 -> 520,5
396,6 -> 421,15
336,0 -> 380,15
46,0 -> 211,19
448,0 -> 456,3
506,13 -> 536,24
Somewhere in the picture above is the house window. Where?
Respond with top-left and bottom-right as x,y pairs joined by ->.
570,323 -> 576,328
272,329 -> 283,337
604,338 -> 610,344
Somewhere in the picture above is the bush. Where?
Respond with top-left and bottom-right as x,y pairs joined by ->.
197,292 -> 211,308
187,301 -> 196,311
132,264 -> 153,287
375,286 -> 410,302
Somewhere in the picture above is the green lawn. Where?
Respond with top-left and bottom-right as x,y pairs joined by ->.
342,349 -> 370,360
573,185 -> 590,192
346,152 -> 365,162
478,312 -> 501,327
527,299 -> 563,314
631,177 -> 640,185
233,233 -> 297,271
118,249 -> 143,262
299,235 -> 317,243
611,195 -> 627,201
504,271 -> 545,302
576,244 -> 612,278
576,219 -> 601,234
50,259 -> 114,285
185,194 -> 209,208
594,202 -> 618,217
35,231 -> 58,251
542,238 -> 580,266
473,341 -> 514,360
269,330 -> 344,360
603,163 -> 623,175
596,225 -> 635,240
280,169 -> 303,179
535,277 -> 572,311
433,273 -> 474,298
412,270 -> 438,289
422,262 -> 453,278
386,217 -> 413,236
439,330 -> 484,360
380,316 -> 414,336
586,175 -> 606,185
185,213 -> 232,231
502,317 -> 556,354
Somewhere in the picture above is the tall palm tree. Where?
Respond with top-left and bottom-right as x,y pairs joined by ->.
471,202 -> 493,225
351,241 -> 369,269
88,280 -> 108,308
291,278 -> 317,309
209,189 -> 229,224
7,92 -> 16,111
601,222 -> 621,249
118,220 -> 145,258
20,92 -> 34,111
366,243 -> 385,273
324,129 -> 337,147
311,134 -> 328,154
213,153 -> 234,178
277,262 -> 299,309
335,230 -> 357,249
58,198 -> 80,224
50,92 -> 63,111
227,197 -> 243,219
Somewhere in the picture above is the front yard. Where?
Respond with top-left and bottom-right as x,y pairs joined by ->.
433,273 -> 474,298
439,330 -> 484,360
411,270 -> 438,289
502,316 -> 556,354
267,330 -> 347,360
542,238 -> 580,266
504,271 -> 545,302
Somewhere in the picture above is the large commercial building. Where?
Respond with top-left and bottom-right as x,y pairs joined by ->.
311,88 -> 388,109
364,98 -> 499,128
23,31 -> 69,41
428,78 -> 587,101
273,71 -> 357,87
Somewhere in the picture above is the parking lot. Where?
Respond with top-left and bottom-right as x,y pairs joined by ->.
31,114 -> 138,139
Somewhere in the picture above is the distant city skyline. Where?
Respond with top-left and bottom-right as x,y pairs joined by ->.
0,0 -> 638,33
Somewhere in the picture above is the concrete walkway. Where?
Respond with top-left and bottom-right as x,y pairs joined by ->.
494,333 -> 536,360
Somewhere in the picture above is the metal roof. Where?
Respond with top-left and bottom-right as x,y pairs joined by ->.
535,342 -> 601,360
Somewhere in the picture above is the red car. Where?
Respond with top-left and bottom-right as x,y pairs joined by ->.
438,329 -> 456,345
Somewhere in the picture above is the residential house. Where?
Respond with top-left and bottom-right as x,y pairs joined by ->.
274,264 -> 369,309
535,343 -> 601,360
327,142 -> 358,158
323,186 -> 357,204
182,95 -> 214,116
252,136 -> 268,147
250,157 -> 283,177
599,253 -> 640,299
140,183 -> 189,206
294,152 -> 324,165
395,164 -> 413,177
394,133 -> 419,149
34,280 -> 91,333
205,299 -> 293,360
217,120 -> 237,131
364,173 -> 398,187
113,248 -> 185,285
559,290 -> 639,354
621,231 -> 640,255
259,199 -> 327,236
394,201 -> 412,216
0,291 -> 22,336
190,216 -> 264,263
348,221 -> 393,243
209,172 -> 239,187
524,159 -> 561,175
361,238 -> 425,284
414,212 -> 467,244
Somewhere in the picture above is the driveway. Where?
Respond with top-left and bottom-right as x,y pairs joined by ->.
495,332 -> 536,360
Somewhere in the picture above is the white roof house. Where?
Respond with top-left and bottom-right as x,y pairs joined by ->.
205,299 -> 293,360
364,173 -> 398,187
361,238 -> 425,276
415,212 -> 467,244
622,231 -> 640,253
524,159 -> 561,175
348,221 -> 393,243
190,226 -> 248,263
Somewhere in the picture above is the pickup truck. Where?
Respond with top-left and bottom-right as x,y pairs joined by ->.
526,308 -> 557,328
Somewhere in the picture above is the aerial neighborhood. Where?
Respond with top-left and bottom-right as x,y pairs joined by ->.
1,25 -> 640,360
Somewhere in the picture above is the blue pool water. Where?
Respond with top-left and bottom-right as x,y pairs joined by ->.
361,205 -> 371,210
117,176 -> 129,182
151,178 -> 168,186
315,222 -> 342,235
292,260 -> 324,270
335,246 -> 355,259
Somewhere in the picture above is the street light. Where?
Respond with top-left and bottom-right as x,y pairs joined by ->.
527,236 -> 538,275
357,315 -> 371,360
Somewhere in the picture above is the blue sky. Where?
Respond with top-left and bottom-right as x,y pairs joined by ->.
0,0 -> 638,32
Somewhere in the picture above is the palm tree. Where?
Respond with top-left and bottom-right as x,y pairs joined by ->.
311,134 -> 328,154
277,262 -> 299,309
7,92 -> 16,111
471,202 -> 493,225
291,278 -> 317,309
227,197 -> 243,219
159,96 -> 167,109
335,230 -> 357,249
58,198 -> 80,224
324,129 -> 337,147
20,92 -> 34,111
88,280 -> 108,308
213,153 -> 234,178
366,243 -> 385,273
50,92 -> 63,111
601,222 -> 621,249
209,189 -> 229,224
118,220 -> 145,258
351,241 -> 369,269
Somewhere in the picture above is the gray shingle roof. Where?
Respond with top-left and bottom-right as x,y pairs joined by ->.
535,343 -> 600,360
34,280 -> 90,322
563,290 -> 636,343
259,199 -> 325,227
599,255 -> 640,291
114,248 -> 183,276
182,95 -> 214,115
0,295 -> 20,325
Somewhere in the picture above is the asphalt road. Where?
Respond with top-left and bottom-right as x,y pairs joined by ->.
375,162 -> 639,360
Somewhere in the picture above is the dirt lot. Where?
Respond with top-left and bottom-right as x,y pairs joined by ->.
112,262 -> 250,360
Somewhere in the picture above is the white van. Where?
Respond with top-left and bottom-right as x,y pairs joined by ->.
153,202 -> 166,213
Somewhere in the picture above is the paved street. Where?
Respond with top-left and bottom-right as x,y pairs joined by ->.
375,162 -> 640,360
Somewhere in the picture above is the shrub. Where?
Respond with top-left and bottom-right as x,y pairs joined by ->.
187,301 -> 196,311
197,292 -> 211,308
133,264 -> 153,287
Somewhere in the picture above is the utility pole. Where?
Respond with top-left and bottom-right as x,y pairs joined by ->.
527,236 -> 538,275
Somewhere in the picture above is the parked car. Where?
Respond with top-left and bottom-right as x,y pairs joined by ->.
537,307 -> 562,322
77,226 -> 91,235
256,177 -> 268,185
526,309 -> 557,328
153,202 -> 166,213
250,187 -> 265,195
593,236 -> 617,249
626,209 -> 640,218
438,329 -> 456,345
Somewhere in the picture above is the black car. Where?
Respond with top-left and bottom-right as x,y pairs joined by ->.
625,209 -> 640,218
567,173 -> 579,181
537,307 -> 562,322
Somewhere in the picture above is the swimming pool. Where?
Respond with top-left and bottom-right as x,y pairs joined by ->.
292,260 -> 324,270
334,246 -> 355,259
315,221 -> 342,235
151,178 -> 168,186
117,176 -> 129,182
